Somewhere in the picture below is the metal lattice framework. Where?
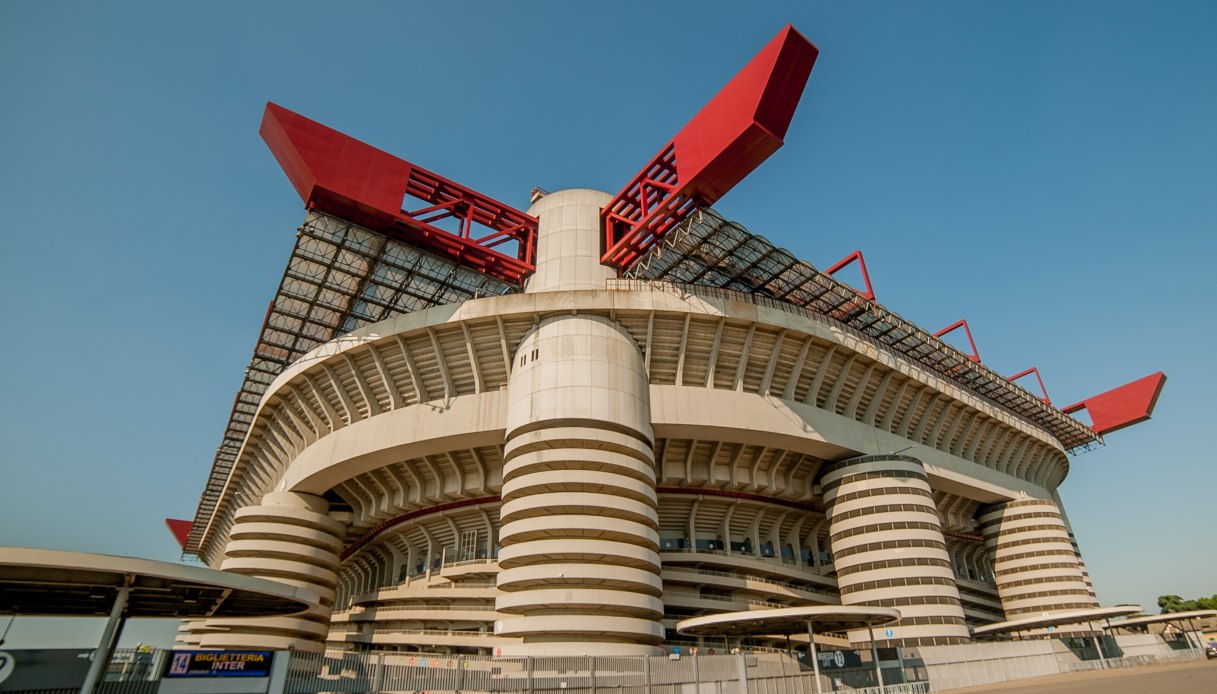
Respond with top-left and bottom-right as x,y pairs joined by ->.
624,208 -> 1102,453
184,211 -> 517,553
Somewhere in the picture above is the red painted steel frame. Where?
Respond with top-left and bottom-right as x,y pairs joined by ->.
1062,371 -> 1167,435
165,519 -> 193,550
825,250 -> 876,301
934,319 -> 981,363
1008,366 -> 1051,404
260,103 -> 538,284
601,25 -> 819,269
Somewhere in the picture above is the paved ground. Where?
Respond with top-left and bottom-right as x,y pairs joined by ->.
943,658 -> 1217,693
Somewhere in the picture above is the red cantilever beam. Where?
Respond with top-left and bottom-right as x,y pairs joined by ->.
1062,371 -> 1167,436
260,103 -> 538,284
601,25 -> 819,269
1008,366 -> 1051,404
825,250 -> 876,301
934,319 -> 981,364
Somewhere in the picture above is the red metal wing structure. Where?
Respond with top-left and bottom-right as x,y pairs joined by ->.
261,103 -> 538,284
165,519 -> 193,551
1062,372 -> 1167,436
601,25 -> 819,270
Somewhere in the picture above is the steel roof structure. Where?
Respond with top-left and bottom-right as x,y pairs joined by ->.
184,212 -> 516,552
624,209 -> 1103,452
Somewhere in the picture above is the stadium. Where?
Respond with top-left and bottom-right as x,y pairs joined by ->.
175,25 -> 1165,658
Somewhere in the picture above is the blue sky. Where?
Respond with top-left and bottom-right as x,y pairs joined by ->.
1,1 -> 1214,647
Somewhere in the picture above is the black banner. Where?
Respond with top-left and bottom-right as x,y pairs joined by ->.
815,649 -> 863,670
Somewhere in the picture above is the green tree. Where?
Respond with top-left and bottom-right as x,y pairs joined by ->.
1157,594 -> 1217,613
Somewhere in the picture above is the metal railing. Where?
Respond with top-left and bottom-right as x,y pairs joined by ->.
282,650 -> 928,694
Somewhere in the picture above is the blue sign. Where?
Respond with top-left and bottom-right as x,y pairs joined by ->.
165,651 -> 273,678
885,629 -> 894,638
1047,626 -> 1055,633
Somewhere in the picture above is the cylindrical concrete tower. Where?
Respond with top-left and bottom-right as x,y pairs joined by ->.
492,189 -> 664,655
822,455 -> 970,646
524,189 -> 615,293
199,492 -> 343,652
978,498 -> 1099,619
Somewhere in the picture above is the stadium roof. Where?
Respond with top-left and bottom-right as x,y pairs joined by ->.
626,209 -> 1102,452
185,208 -> 1106,554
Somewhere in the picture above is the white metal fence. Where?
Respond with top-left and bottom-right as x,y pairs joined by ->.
281,651 -> 930,694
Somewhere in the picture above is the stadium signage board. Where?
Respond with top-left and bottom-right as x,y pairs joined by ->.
165,650 -> 273,678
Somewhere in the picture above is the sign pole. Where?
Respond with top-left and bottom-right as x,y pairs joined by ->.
1087,621 -> 1107,669
81,585 -> 131,694
806,619 -> 823,694
867,623 -> 885,694
1185,618 -> 1201,653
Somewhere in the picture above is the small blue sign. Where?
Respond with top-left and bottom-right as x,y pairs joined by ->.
885,629 -> 894,638
673,647 -> 681,654
1047,626 -> 1055,633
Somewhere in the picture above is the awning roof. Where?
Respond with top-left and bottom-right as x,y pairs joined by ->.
677,606 -> 901,637
0,546 -> 317,619
1105,610 -> 1217,630
972,606 -> 1143,636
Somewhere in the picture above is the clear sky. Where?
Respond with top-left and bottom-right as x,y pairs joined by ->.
1,1 -> 1214,648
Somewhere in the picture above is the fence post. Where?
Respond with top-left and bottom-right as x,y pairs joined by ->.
371,653 -> 384,694
590,655 -> 597,692
736,652 -> 749,694
527,656 -> 535,694
457,655 -> 465,693
644,655 -> 652,691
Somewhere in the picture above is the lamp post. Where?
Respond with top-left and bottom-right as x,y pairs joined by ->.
805,618 -> 823,694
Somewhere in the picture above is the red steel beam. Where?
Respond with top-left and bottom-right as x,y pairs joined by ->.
934,319 -> 981,364
1062,371 -> 1167,436
1008,366 -> 1051,404
601,25 -> 819,269
825,250 -> 876,301
260,103 -> 538,284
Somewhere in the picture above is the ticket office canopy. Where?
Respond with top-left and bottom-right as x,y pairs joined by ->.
677,606 -> 902,694
0,546 -> 318,694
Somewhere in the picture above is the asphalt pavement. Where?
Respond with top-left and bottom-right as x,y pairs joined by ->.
942,658 -> 1217,694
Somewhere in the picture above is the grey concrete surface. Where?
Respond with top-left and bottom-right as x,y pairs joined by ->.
944,658 -> 1217,694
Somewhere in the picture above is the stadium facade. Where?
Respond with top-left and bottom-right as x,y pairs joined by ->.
178,26 -> 1164,657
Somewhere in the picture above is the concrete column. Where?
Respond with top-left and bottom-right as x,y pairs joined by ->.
198,491 -> 345,652
495,313 -> 663,654
492,188 -> 662,655
524,189 -> 615,294
978,498 -> 1098,620
822,455 -> 970,646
